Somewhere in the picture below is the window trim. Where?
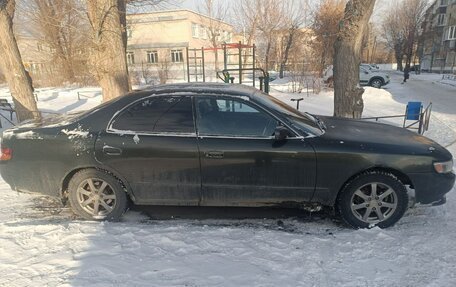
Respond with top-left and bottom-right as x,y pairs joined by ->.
171,49 -> 184,63
106,94 -> 307,140
146,50 -> 158,64
447,26 -> 456,40
437,13 -> 446,26
192,23 -> 199,38
193,95 -> 303,139
106,95 -> 197,137
126,51 -> 135,65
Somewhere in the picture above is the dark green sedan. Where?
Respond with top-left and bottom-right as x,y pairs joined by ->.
0,83 -> 454,228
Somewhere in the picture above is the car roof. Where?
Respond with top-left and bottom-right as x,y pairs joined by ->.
130,82 -> 261,99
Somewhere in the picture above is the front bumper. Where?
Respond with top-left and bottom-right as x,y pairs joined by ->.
408,171 -> 455,204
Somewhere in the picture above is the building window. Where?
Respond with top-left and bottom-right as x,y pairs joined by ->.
147,51 -> 158,63
171,49 -> 183,63
448,26 -> 456,40
127,52 -> 135,65
192,23 -> 199,38
437,14 -> 446,26
201,25 -> 207,39
127,27 -> 132,39
440,0 -> 448,6
37,43 -> 43,51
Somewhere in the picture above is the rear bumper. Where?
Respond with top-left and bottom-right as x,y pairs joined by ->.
408,171 -> 455,204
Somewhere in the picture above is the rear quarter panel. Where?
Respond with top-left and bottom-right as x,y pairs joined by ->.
0,123 -> 98,197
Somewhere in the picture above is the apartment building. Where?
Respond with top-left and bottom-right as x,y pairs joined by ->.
126,9 -> 236,82
420,0 -> 456,73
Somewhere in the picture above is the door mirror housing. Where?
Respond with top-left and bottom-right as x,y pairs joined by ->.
274,126 -> 290,141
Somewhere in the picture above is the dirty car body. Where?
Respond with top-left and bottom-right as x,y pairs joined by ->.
0,83 -> 454,220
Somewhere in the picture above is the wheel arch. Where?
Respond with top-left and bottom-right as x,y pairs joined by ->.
60,166 -> 135,202
369,77 -> 385,86
335,166 -> 414,205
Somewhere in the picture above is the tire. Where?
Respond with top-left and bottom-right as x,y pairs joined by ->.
68,169 -> 128,221
337,171 -> 408,229
369,78 -> 383,88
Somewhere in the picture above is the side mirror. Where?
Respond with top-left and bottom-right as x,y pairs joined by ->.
274,126 -> 289,141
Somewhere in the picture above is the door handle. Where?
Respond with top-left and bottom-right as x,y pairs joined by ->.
103,145 -> 122,156
205,151 -> 224,159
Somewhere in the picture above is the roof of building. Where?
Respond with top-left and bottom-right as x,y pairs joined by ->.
127,9 -> 232,27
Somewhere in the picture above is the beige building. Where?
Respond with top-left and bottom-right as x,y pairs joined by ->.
126,9 -> 236,83
420,0 -> 456,73
16,35 -> 50,75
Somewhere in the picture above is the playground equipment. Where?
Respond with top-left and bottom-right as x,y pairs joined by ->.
186,42 -> 271,94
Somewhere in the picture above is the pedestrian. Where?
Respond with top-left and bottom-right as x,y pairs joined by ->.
402,67 -> 410,84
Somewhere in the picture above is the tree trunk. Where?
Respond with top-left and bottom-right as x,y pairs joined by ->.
265,36 -> 272,72
279,29 -> 294,79
333,0 -> 376,119
395,47 -> 404,71
87,0 -> 131,102
0,0 -> 40,122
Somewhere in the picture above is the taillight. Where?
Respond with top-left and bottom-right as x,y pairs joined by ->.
0,147 -> 12,161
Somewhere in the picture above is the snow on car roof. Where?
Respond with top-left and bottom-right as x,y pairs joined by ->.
132,83 -> 260,98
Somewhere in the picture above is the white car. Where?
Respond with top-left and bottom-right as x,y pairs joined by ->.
360,67 -> 390,88
360,63 -> 380,71
323,65 -> 390,89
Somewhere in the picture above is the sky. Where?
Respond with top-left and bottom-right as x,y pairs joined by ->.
170,0 -> 401,26
133,0 -> 433,28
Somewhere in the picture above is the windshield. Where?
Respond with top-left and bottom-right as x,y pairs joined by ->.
253,92 -> 324,136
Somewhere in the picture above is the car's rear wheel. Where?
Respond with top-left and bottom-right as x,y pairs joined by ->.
337,172 -> 408,228
370,78 -> 383,88
68,169 -> 128,220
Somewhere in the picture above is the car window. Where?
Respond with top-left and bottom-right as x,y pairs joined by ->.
195,98 -> 276,137
111,96 -> 194,133
252,92 -> 323,136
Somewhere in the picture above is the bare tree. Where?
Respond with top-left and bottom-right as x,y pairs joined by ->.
233,0 -> 260,68
278,0 -> 309,78
0,0 -> 40,121
382,0 -> 428,71
382,8 -> 405,71
333,0 -> 376,118
19,0 -> 89,84
198,0 -> 228,74
256,0 -> 286,71
312,0 -> 346,76
401,0 -> 428,69
86,0 -> 174,101
156,49 -> 173,84
86,0 -> 131,101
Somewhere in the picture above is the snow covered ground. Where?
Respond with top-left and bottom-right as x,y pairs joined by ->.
0,73 -> 455,286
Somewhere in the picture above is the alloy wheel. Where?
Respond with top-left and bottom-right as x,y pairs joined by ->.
371,80 -> 382,88
350,182 -> 398,224
76,178 -> 117,216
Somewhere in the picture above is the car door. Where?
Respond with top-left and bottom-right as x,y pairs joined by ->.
360,67 -> 370,85
94,95 -> 201,205
194,96 -> 316,206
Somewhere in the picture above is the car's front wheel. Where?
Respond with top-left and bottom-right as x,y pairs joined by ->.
337,172 -> 408,228
369,78 -> 383,88
68,169 -> 128,220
